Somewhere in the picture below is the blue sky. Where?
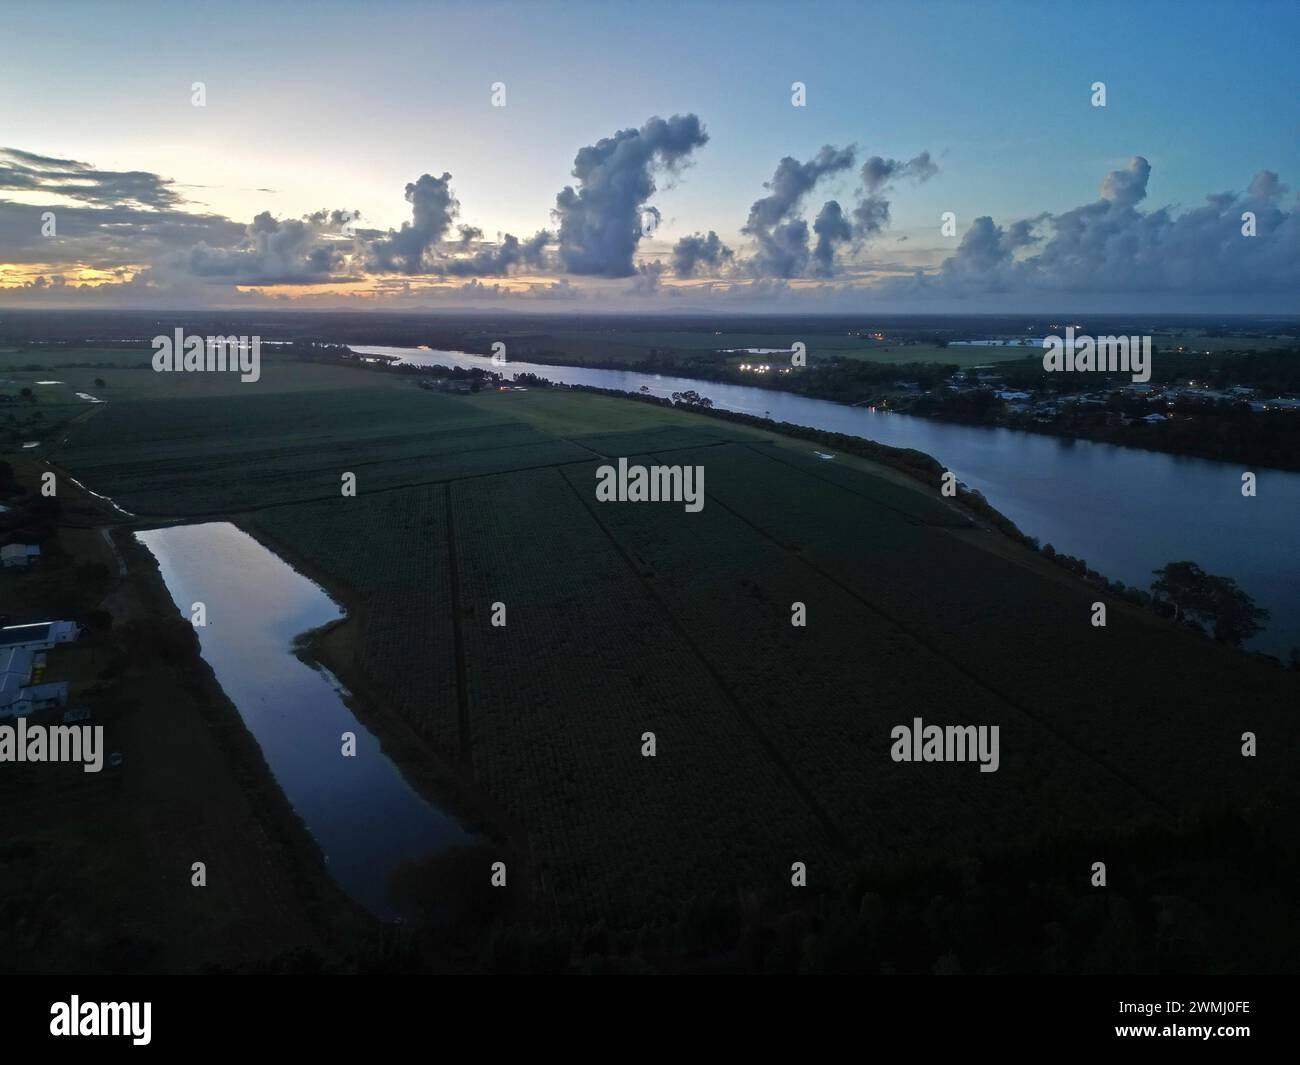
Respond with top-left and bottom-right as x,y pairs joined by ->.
2,0 -> 1297,310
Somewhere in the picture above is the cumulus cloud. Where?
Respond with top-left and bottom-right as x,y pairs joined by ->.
741,145 -> 855,277
860,151 -> 937,194
898,156 -> 1300,301
366,169 -> 551,278
443,229 -> 553,276
175,210 -> 348,285
5,137 -> 1296,313
812,200 -> 853,276
672,230 -> 733,277
553,114 -> 710,277
852,150 -> 938,241
627,259 -> 666,296
369,172 -> 459,273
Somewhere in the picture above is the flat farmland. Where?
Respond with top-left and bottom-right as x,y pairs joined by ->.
44,371 -> 1300,927
49,387 -> 593,514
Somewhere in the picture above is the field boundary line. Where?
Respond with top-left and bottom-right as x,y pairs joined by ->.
556,465 -> 847,850
705,490 -> 1177,818
444,483 -> 473,765
112,440 -> 741,520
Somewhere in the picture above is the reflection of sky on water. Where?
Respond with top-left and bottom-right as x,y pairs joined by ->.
137,521 -> 471,919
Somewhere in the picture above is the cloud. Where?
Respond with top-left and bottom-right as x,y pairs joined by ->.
4,139 -> 1295,313
812,200 -> 852,276
741,145 -> 855,277
671,230 -> 733,277
174,209 -> 348,285
852,151 -> 938,241
1098,155 -> 1150,207
0,146 -> 182,209
860,150 -> 937,194
0,146 -> 248,283
442,229 -> 553,276
627,260 -> 666,296
553,114 -> 709,277
369,172 -> 460,273
895,156 -> 1300,301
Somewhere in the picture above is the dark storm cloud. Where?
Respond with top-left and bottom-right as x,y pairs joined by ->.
671,230 -> 733,277
553,114 -> 710,277
369,172 -> 460,273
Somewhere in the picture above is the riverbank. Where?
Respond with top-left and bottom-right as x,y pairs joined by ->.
235,514 -> 533,918
362,342 -> 1300,472
0,458 -> 370,972
349,346 -> 1300,659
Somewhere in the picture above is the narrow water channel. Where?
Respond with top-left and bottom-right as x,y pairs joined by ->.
136,521 -> 472,919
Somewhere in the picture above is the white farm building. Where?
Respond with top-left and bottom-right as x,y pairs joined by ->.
0,620 -> 81,653
0,646 -> 69,719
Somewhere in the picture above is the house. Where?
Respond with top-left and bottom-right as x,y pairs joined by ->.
0,645 -> 69,719
0,620 -> 81,652
1,543 -> 40,568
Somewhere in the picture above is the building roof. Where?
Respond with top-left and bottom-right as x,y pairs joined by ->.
0,623 -> 52,647
0,647 -> 35,705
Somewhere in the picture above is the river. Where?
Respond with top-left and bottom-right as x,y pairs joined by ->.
136,521 -> 472,919
356,344 -> 1300,658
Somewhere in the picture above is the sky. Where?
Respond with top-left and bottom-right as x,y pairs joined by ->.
1,0 -> 1297,313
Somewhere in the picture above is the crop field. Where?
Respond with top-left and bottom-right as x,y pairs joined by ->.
831,343 -> 1038,367
474,329 -> 1042,369
703,447 -> 1300,806
49,387 -> 592,514
43,368 -> 1300,925
2,346 -> 407,403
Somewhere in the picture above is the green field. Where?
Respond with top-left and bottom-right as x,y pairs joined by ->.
471,329 -> 1036,369
828,343 -> 1037,367
38,359 -> 1300,928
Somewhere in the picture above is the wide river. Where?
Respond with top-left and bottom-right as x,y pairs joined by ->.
137,521 -> 472,919
357,345 -> 1300,658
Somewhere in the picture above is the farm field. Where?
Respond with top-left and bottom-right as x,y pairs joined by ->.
246,435 -> 1299,920
40,359 -> 1298,925
470,329 -> 1035,368
830,343 -> 1037,367
1,345 -> 403,402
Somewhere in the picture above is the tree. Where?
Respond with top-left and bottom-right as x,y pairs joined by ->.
1151,560 -> 1269,646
